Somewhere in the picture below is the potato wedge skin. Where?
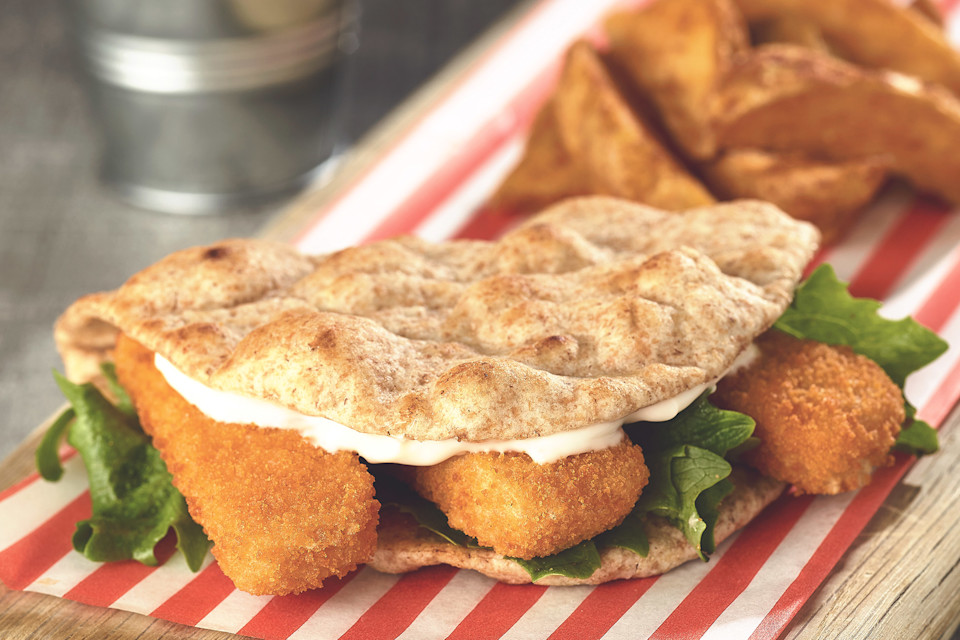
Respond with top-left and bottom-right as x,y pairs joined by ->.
606,0 -> 748,161
715,45 -> 960,203
553,42 -> 715,210
733,0 -> 960,95
702,149 -> 888,243
750,15 -> 833,53
487,101 -> 591,215
908,0 -> 944,29
410,439 -> 649,559
489,40 -> 714,215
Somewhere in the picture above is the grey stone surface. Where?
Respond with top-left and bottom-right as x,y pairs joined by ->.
0,0 -> 522,461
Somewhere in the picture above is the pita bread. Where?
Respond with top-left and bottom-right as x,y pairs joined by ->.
56,197 -> 818,443
372,467 -> 785,584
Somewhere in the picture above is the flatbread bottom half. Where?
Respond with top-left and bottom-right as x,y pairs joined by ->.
372,467 -> 786,585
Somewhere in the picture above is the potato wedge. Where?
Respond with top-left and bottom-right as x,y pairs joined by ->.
714,45 -> 960,204
605,0 -> 748,160
750,14 -> 833,53
732,0 -> 960,95
909,0 -> 944,29
702,150 -> 888,243
489,40 -> 714,213
552,41 -> 715,209
486,100 -> 590,215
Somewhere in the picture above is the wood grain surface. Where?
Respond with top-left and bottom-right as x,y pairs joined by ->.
783,404 -> 960,640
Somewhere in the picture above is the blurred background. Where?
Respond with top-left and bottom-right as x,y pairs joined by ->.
0,0 -> 526,461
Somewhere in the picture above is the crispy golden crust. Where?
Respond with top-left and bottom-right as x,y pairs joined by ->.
714,45 -> 960,204
373,467 -> 785,584
408,439 -> 649,559
113,335 -> 380,595
701,150 -> 888,244
55,198 -> 818,444
489,41 -> 715,214
733,0 -> 960,95
714,331 -> 904,495
548,42 -> 716,209
605,0 -> 749,161
486,100 -> 591,214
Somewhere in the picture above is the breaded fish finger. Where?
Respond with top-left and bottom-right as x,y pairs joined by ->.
714,331 -> 904,495
114,334 -> 379,595
410,438 -> 648,559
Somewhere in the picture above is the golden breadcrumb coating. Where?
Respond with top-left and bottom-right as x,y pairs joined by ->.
714,331 -> 904,495
113,334 -> 379,595
409,438 -> 649,559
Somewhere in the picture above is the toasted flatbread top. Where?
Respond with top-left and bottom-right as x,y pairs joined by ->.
56,197 -> 818,442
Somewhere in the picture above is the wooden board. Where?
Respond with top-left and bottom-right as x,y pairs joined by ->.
784,404 -> 960,640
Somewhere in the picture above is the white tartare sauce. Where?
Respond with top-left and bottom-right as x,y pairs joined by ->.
154,343 -> 758,466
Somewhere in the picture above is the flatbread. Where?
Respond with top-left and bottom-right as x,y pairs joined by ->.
372,467 -> 786,584
56,197 -> 818,442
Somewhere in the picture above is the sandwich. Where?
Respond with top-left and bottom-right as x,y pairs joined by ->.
45,197 -> 944,594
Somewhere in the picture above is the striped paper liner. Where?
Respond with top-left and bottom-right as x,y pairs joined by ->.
4,0 -> 960,638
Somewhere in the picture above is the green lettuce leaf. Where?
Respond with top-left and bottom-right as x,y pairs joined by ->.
773,264 -> 948,456
774,264 -> 948,387
625,394 -> 755,560
100,362 -> 138,423
43,371 -> 210,571
636,392 -> 756,456
633,444 -> 730,561
35,407 -> 76,482
509,541 -> 602,582
380,482 -> 481,548
894,417 -> 940,456
378,477 -> 603,581
595,509 -> 649,557
695,478 -> 734,557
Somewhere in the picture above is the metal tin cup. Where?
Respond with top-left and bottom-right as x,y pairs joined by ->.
68,0 -> 354,214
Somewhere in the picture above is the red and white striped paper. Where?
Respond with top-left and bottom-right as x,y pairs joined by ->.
4,0 -> 960,637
